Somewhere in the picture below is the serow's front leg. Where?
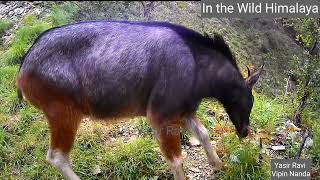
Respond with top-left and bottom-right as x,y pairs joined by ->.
185,115 -> 223,171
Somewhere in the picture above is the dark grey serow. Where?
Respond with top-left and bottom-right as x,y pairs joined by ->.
16,20 -> 263,180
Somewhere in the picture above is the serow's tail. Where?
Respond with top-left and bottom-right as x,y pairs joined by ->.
17,51 -> 27,105
17,86 -> 23,104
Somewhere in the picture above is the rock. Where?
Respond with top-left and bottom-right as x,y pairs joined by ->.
182,151 -> 188,158
304,137 -> 313,148
8,11 -> 14,16
186,174 -> 194,179
150,176 -> 159,180
190,167 -> 200,173
230,154 -> 240,163
30,8 -> 42,15
284,121 -> 301,131
14,8 -> 24,15
92,165 -> 101,175
189,136 -> 201,146
271,145 -> 286,151
210,141 -> 217,145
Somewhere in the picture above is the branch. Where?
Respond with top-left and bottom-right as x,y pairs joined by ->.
140,1 -> 146,9
295,129 -> 309,159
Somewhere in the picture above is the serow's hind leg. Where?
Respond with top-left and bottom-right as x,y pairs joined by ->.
185,115 -> 223,171
148,112 -> 186,180
44,101 -> 82,180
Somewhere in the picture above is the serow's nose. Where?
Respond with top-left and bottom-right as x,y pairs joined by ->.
237,127 -> 249,139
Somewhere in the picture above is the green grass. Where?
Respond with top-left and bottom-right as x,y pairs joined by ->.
0,114 -> 170,179
0,66 -> 19,114
135,117 -> 153,138
0,19 -> 12,36
302,108 -> 320,172
196,99 -> 219,130
216,133 -> 271,180
1,15 -> 52,65
1,2 -> 79,66
250,93 -> 295,133
49,2 -> 79,26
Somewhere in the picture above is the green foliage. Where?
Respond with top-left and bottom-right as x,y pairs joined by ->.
1,3 -> 79,66
0,115 -> 169,180
135,117 -> 153,137
1,15 -> 52,65
49,2 -> 79,26
293,18 -> 319,47
250,93 -> 295,133
197,100 -> 218,130
286,18 -> 320,110
180,129 -> 191,145
101,138 -> 169,179
0,66 -> 19,114
291,55 -> 320,110
310,124 -> 320,165
0,19 -> 12,36
73,135 -> 169,180
302,109 -> 320,166
217,134 -> 270,180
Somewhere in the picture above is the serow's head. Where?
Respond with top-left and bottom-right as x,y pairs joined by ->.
225,64 -> 264,139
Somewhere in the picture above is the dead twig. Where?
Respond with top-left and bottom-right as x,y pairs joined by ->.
295,129 -> 309,159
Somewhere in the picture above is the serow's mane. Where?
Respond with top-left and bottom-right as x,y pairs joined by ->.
203,32 -> 238,70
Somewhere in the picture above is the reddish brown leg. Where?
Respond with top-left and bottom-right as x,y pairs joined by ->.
44,101 -> 82,180
18,73 -> 83,179
148,112 -> 186,180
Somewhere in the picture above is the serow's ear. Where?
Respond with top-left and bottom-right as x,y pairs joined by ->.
246,63 -> 264,89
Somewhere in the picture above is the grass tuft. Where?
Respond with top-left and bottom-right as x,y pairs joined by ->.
217,133 -> 270,180
0,19 -> 12,36
49,2 -> 79,26
1,15 -> 52,65
250,93 -> 295,133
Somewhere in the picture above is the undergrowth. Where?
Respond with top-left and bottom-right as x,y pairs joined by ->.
0,19 -> 12,36
217,134 -> 271,180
